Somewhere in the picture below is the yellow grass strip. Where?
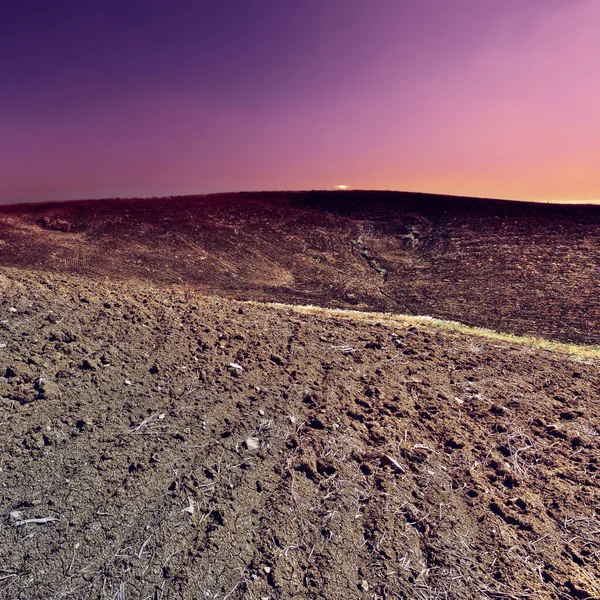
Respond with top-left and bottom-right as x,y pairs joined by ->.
247,301 -> 600,361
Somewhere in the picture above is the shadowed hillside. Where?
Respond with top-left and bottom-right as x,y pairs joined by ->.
0,191 -> 598,343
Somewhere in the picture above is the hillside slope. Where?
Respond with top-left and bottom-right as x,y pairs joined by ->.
1,269 -> 599,599
0,191 -> 599,344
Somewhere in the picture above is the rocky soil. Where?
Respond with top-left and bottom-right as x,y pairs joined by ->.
0,191 -> 599,344
1,268 -> 599,599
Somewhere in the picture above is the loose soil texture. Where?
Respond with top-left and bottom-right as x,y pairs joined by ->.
1,269 -> 599,599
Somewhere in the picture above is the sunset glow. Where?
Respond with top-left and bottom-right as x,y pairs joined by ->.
1,0 -> 600,203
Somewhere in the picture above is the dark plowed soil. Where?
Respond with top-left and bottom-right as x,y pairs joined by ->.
1,269 -> 599,599
0,191 -> 599,344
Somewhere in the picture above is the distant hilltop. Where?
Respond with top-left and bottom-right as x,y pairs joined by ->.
0,190 -> 599,344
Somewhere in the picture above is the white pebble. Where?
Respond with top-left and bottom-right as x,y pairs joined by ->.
245,437 -> 260,451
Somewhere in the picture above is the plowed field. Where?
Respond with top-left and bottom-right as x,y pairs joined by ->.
0,191 -> 599,344
1,269 -> 599,599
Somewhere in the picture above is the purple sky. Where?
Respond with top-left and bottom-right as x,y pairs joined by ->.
1,0 -> 599,203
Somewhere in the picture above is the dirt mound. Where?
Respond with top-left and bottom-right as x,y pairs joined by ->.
1,268 -> 599,599
0,191 -> 599,344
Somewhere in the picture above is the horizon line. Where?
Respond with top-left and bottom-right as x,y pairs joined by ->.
1,188 -> 600,209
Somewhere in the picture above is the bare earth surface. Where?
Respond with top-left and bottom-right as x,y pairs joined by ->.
0,191 -> 599,344
1,268 -> 600,600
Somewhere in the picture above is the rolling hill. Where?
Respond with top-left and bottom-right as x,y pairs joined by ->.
0,190 -> 599,344
1,191 -> 600,599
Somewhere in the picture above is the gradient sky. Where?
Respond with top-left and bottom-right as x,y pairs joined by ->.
1,0 -> 599,203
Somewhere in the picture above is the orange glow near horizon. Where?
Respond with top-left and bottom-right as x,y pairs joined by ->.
2,1 -> 600,204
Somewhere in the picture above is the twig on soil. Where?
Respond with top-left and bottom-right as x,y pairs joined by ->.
413,444 -> 434,452
222,579 -> 242,600
111,582 -> 126,600
67,542 -> 80,573
129,413 -> 165,434
197,509 -> 214,526
14,516 -> 58,526
114,546 -> 134,559
385,352 -> 407,363
330,344 -> 357,354
285,458 -> 299,507
161,549 -> 182,569
138,536 -> 152,559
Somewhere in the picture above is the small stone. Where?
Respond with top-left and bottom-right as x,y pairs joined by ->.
0,343 -> 6,348
229,363 -> 243,370
9,511 -> 24,521
34,378 -> 61,400
359,579 -> 369,592
8,307 -> 17,313
259,409 -> 265,416
245,437 -> 260,451
124,379 -> 132,386
263,566 -> 271,574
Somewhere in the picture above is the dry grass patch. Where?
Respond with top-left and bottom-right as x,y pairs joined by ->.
246,301 -> 600,361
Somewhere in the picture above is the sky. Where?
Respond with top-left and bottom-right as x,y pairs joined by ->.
1,0 -> 599,203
